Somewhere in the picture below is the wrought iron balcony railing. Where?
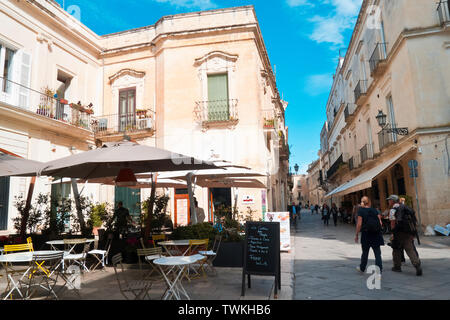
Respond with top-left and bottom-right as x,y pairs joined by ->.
360,143 -> 374,164
369,43 -> 388,76
354,80 -> 368,105
0,76 -> 92,130
378,126 -> 396,150
437,1 -> 450,25
327,154 -> 344,179
344,103 -> 356,122
194,99 -> 238,126
91,112 -> 154,136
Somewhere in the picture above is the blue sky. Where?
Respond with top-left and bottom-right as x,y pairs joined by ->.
57,0 -> 362,174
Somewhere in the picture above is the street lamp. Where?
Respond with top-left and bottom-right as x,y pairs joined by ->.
376,110 -> 409,135
294,163 -> 299,175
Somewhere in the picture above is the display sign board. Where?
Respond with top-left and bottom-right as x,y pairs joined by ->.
242,195 -> 255,205
265,212 -> 291,251
242,222 -> 281,298
176,198 -> 189,226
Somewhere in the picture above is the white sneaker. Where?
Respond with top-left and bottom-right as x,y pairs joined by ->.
356,266 -> 364,274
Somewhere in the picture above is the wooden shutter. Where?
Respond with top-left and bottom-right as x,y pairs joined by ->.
18,51 -> 32,110
207,74 -> 229,121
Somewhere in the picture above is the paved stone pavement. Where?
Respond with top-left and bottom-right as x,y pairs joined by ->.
293,209 -> 450,300
0,248 -> 293,300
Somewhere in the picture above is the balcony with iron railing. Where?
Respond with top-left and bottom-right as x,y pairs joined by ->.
0,76 -> 93,131
91,111 -> 154,138
327,154 -> 344,179
194,99 -> 238,129
354,80 -> 368,105
437,1 -> 450,25
360,143 -> 374,164
378,126 -> 396,151
262,109 -> 278,131
349,154 -> 361,171
369,43 -> 388,77
344,103 -> 356,123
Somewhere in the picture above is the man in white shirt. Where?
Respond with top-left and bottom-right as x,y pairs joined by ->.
194,198 -> 205,224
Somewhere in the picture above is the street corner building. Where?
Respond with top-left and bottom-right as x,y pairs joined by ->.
0,0 -> 290,234
298,0 -> 450,228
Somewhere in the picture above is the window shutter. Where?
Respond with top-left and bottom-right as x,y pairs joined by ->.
207,73 -> 229,121
18,51 -> 32,110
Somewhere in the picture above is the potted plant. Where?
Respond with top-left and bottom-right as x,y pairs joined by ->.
88,203 -> 109,236
136,109 -> 148,119
85,103 -> 94,115
264,118 -> 275,128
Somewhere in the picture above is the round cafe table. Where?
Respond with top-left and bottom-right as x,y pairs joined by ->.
153,255 -> 203,300
46,239 -> 95,253
158,240 -> 195,256
0,251 -> 63,300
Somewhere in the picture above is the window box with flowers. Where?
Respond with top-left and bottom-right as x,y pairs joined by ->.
263,118 -> 275,129
136,109 -> 148,119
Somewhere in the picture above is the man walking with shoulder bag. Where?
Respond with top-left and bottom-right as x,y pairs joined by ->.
387,195 -> 422,276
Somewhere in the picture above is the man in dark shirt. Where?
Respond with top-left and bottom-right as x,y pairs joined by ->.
114,201 -> 132,237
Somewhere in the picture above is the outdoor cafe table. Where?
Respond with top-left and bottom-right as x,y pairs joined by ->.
46,239 -> 95,253
158,240 -> 194,256
153,255 -> 203,300
0,250 -> 63,300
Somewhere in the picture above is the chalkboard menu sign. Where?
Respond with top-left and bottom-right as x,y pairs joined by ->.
241,222 -> 281,297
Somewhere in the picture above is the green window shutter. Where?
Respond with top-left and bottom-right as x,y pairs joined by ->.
207,74 -> 229,121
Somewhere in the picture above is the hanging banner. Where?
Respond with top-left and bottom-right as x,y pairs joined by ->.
264,212 -> 291,251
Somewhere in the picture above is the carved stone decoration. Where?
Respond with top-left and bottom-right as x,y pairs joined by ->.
108,69 -> 147,116
108,69 -> 146,85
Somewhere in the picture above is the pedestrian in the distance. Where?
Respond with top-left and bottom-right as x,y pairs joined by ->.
322,204 -> 330,226
355,196 -> 384,274
331,203 -> 338,227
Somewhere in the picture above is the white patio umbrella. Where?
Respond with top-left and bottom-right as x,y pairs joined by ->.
0,153 -> 43,177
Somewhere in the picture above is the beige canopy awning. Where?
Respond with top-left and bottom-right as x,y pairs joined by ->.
325,148 -> 414,199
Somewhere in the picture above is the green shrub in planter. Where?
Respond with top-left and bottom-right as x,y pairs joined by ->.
171,223 -> 217,244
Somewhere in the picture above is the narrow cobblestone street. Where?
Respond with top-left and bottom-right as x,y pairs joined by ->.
293,210 -> 450,300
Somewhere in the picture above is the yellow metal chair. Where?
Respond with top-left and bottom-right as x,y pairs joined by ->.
184,239 -> 209,280
151,234 -> 167,248
3,241 -> 34,299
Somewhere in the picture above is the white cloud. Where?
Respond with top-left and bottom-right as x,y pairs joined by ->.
154,0 -> 217,10
305,73 -> 333,96
286,0 -> 312,7
287,0 -> 362,49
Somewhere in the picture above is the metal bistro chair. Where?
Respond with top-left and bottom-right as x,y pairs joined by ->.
137,247 -> 165,279
112,253 -> 152,300
184,239 -> 209,281
151,234 -> 167,248
199,235 -> 222,276
19,251 -> 64,300
88,234 -> 113,271
2,242 -> 34,299
63,242 -> 90,273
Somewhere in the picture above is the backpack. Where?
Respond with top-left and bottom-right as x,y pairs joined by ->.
395,205 -> 418,235
362,209 -> 381,234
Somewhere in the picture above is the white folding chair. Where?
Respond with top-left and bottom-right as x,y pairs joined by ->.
199,235 -> 222,276
88,234 -> 113,271
63,243 -> 90,273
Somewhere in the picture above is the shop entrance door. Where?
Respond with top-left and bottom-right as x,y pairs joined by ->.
0,177 -> 10,230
